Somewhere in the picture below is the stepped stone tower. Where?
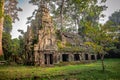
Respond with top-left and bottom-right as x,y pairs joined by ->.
33,5 -> 58,66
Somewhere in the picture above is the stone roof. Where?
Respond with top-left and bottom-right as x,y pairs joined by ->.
62,32 -> 84,46
57,32 -> 86,52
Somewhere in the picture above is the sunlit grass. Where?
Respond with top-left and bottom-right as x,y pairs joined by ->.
0,58 -> 120,80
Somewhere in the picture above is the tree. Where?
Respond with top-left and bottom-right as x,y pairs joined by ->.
12,38 -> 20,55
0,0 -> 22,56
4,0 -> 22,22
2,14 -> 12,60
3,15 -> 12,33
107,10 -> 120,26
84,22 -> 117,71
0,0 -> 4,55
105,10 -> 120,58
2,32 -> 12,60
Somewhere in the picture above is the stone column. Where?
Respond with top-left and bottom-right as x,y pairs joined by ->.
57,53 -> 61,63
94,54 -> 97,61
46,54 -> 50,65
79,53 -> 81,61
81,53 -> 85,61
67,53 -> 70,62
53,52 -> 58,64
60,53 -> 62,62
40,53 -> 45,65
34,51 -> 39,65
68,53 -> 71,61
53,53 -> 55,64
88,54 -> 91,61
70,53 -> 74,61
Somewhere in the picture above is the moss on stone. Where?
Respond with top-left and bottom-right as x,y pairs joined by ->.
59,46 -> 84,52
57,40 -> 63,49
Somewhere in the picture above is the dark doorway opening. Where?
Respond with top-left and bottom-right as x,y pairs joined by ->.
74,54 -> 80,61
50,54 -> 53,64
44,54 -> 47,64
62,54 -> 69,62
91,55 -> 95,60
85,54 -> 88,60
44,54 -> 53,65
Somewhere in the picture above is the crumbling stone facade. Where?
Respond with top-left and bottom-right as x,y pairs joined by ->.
25,5 -> 97,66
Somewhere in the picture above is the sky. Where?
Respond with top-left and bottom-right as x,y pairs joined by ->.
11,0 -> 120,39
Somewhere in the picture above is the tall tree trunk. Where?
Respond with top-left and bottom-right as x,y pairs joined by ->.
60,0 -> 64,30
101,54 -> 105,72
0,0 -> 4,55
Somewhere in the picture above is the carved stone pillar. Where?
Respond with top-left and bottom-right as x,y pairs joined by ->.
88,54 -> 91,61
70,53 -> 74,61
60,53 -> 62,62
46,54 -> 50,65
79,53 -> 82,61
81,53 -> 85,61
94,54 -> 97,61
40,53 -> 44,65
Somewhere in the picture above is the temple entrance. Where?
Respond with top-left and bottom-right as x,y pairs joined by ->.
91,55 -> 95,60
85,54 -> 88,60
50,54 -> 53,64
44,54 -> 47,64
62,54 -> 69,62
44,54 -> 53,65
74,54 -> 80,61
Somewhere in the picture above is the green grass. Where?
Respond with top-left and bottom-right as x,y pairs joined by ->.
0,59 -> 120,80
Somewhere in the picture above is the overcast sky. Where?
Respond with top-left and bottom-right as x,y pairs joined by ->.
11,0 -> 120,39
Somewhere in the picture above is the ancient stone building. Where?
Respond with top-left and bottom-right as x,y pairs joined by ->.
25,5 -> 97,66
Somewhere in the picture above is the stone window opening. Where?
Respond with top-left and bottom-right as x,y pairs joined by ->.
62,54 -> 69,62
91,55 -> 95,60
85,54 -> 88,60
74,54 -> 80,61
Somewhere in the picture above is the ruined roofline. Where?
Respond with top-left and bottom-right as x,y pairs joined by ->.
36,50 -> 57,52
34,48 -> 85,53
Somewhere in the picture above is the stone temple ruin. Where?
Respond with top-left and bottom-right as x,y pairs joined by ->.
25,5 -> 97,66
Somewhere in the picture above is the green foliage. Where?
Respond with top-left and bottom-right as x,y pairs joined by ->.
0,55 -> 4,60
2,32 -> 12,60
12,38 -> 20,55
57,40 -> 63,49
5,0 -> 22,22
108,10 -> 120,26
65,42 -> 72,47
32,35 -> 38,44
83,21 -> 117,55
85,42 -> 104,54
78,0 -> 107,35
3,15 -> 12,33
18,35 -> 25,55
104,10 -> 120,56
56,30 -> 62,40
2,14 -> 14,60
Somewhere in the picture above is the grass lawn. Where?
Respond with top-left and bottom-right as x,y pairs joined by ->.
0,59 -> 120,80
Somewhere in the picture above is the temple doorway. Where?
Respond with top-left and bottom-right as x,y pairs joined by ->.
91,55 -> 95,60
44,54 -> 53,65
